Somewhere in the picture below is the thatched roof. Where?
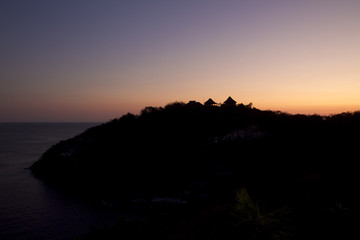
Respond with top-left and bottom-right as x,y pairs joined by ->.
204,98 -> 217,105
223,96 -> 236,105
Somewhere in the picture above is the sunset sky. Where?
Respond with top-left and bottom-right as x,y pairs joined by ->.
1,0 -> 360,122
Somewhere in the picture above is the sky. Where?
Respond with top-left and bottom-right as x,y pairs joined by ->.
1,0 -> 360,122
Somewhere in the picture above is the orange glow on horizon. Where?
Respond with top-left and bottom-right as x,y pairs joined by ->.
2,1 -> 360,122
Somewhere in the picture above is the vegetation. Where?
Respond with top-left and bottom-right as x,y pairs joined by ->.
77,188 -> 294,240
230,188 -> 294,240
30,100 -> 359,239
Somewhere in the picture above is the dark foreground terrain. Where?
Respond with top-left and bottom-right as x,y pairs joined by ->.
31,100 -> 359,239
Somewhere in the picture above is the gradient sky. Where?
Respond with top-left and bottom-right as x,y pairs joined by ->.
1,0 -> 360,122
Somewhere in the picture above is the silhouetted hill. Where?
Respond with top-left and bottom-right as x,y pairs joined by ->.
30,101 -> 360,239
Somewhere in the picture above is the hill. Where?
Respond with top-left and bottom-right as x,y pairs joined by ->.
30,100 -> 359,239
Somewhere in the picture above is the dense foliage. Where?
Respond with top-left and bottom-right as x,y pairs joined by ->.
31,101 -> 360,239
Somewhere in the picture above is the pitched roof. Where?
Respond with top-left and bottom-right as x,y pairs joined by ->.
204,98 -> 217,105
223,96 -> 237,105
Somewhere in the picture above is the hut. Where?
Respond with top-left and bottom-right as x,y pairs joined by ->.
204,98 -> 217,106
187,100 -> 202,107
223,96 -> 237,106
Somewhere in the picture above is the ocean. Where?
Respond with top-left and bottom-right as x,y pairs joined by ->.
0,123 -> 122,240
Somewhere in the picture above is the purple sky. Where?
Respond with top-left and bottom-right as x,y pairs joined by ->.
1,0 -> 360,121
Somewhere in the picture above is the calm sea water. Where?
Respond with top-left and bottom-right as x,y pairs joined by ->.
0,123 -> 122,240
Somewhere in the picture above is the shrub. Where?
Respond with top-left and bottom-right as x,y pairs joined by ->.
231,188 -> 294,240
